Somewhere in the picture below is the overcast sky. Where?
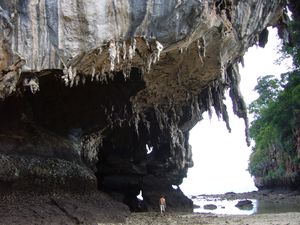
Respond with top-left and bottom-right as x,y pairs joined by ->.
180,28 -> 292,195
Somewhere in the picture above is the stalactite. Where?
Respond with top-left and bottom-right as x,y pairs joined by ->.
82,75 -> 86,85
75,75 -> 80,86
193,96 -> 201,120
146,56 -> 153,73
197,37 -> 206,64
141,113 -> 151,134
61,69 -> 68,86
91,66 -> 96,81
100,72 -> 108,84
239,56 -> 245,68
68,66 -> 73,86
154,105 -> 164,131
95,73 -> 100,81
81,127 -> 108,168
23,76 -> 40,94
96,46 -> 102,56
70,67 -> 77,87
154,40 -> 163,62
221,102 -> 231,132
123,69 -> 130,80
108,72 -> 114,80
207,86 -> 213,119
116,41 -> 120,64
175,0 -> 182,8
0,59 -> 24,99
145,39 -> 164,72
131,103 -> 141,136
170,125 -> 177,149
122,40 -> 127,61
213,81 -> 232,132
109,41 -> 117,71
62,65 -> 78,87
211,82 -> 222,119
227,63 -> 250,146
57,37 -> 164,89
128,38 -> 136,60
220,63 -> 227,83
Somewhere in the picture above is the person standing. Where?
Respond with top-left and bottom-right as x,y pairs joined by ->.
159,196 -> 166,215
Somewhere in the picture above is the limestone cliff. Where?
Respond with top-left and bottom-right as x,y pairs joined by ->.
0,0 -> 288,222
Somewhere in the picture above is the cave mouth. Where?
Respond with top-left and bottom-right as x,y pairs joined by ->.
0,66 -> 194,211
17,68 -> 146,133
0,68 -> 146,191
93,102 -> 195,211
0,60 -> 248,212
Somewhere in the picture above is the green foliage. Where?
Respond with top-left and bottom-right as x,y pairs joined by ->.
283,20 -> 300,68
248,75 -> 281,118
263,165 -> 286,184
278,9 -> 300,69
248,10 -> 300,185
249,72 -> 300,181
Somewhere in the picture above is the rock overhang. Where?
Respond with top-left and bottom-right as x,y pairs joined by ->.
0,0 -> 289,211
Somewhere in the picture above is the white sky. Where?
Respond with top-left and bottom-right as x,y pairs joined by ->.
180,28 -> 292,195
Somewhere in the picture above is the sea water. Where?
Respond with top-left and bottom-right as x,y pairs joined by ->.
192,196 -> 300,215
192,196 -> 257,215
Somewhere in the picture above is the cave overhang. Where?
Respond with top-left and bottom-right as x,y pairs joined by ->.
0,0 -> 289,211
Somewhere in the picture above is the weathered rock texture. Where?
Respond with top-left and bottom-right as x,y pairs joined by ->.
0,192 -> 129,225
0,0 -> 288,218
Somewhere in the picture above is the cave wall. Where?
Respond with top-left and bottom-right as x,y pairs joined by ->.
0,0 -> 287,212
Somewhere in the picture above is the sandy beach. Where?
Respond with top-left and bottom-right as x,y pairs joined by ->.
122,190 -> 300,225
123,212 -> 300,225
1,190 -> 300,224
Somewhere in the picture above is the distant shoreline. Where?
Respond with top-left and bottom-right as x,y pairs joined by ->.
190,188 -> 300,202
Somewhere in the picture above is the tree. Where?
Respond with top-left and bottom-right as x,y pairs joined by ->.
248,5 -> 300,187
248,72 -> 300,186
248,75 -> 281,118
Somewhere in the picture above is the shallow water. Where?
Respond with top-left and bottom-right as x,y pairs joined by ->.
256,200 -> 300,214
193,196 -> 257,215
192,196 -> 300,215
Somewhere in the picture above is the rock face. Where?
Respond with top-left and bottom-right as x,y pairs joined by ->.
0,192 -> 130,225
0,0 -> 287,214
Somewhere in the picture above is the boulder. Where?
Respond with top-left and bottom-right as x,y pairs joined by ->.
204,204 -> 217,210
235,199 -> 254,210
